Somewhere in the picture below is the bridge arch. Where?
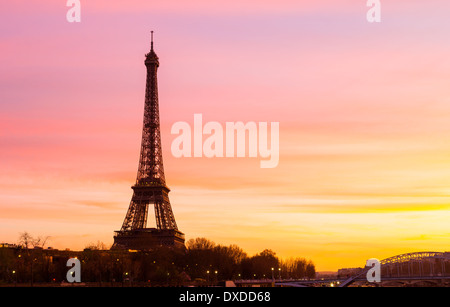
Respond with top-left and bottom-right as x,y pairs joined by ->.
380,251 -> 449,279
380,252 -> 446,265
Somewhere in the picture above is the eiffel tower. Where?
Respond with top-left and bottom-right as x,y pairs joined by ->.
112,32 -> 185,250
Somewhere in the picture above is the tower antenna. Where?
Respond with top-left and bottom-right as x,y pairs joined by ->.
151,31 -> 154,50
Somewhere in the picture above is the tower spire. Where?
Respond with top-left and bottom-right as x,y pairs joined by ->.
145,30 -> 159,66
151,30 -> 154,51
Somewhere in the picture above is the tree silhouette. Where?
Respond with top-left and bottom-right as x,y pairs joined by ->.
0,235 -> 316,285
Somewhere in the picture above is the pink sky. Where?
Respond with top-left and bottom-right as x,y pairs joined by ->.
1,1 -> 450,271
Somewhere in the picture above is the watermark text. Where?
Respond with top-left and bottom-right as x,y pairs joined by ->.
171,114 -> 279,168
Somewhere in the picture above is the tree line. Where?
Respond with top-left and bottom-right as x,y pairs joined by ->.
0,234 -> 315,286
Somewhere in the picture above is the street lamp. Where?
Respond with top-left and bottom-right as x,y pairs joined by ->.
12,270 -> 16,287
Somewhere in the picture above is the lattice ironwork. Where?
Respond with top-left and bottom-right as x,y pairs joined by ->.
115,32 -> 179,236
380,252 -> 446,265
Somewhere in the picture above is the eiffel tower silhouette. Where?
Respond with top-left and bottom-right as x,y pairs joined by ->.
112,32 -> 185,250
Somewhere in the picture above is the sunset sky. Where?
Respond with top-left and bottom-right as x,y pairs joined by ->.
1,1 -> 450,271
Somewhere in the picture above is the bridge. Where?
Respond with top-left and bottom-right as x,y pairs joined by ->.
233,252 -> 450,287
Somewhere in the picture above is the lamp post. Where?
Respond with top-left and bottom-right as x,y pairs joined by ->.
12,270 -> 16,287
271,267 -> 275,287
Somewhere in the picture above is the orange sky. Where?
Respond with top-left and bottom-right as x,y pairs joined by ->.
1,1 -> 450,271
